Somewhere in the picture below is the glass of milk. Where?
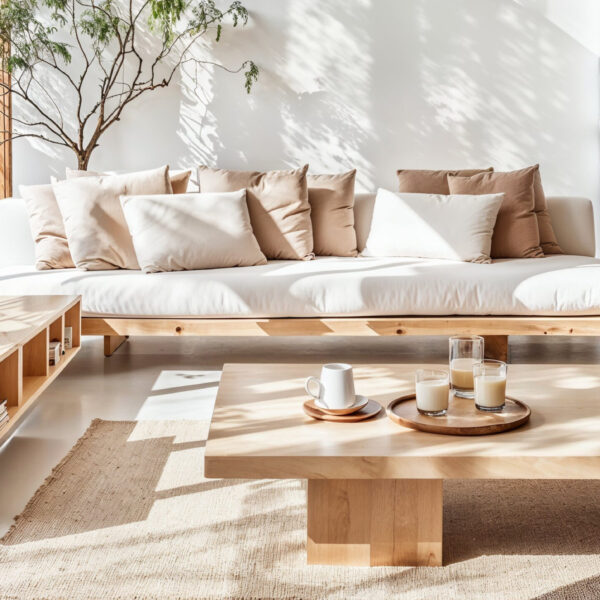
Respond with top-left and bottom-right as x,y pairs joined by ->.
449,335 -> 484,398
473,360 -> 507,412
415,369 -> 450,416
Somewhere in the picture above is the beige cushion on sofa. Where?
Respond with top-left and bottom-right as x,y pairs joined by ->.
65,167 -> 191,194
448,166 -> 544,259
307,170 -> 357,257
198,164 -> 313,260
53,166 -> 172,270
532,166 -> 562,254
120,190 -> 266,273
397,167 -> 493,194
362,188 -> 503,263
20,184 -> 75,270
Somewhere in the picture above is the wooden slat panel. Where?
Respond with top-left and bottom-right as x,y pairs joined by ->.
0,33 -> 11,199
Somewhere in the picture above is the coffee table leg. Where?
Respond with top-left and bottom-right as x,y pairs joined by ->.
307,479 -> 442,566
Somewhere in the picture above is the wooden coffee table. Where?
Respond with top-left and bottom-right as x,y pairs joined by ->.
204,362 -> 600,567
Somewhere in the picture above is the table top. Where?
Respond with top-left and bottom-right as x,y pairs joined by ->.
0,295 -> 80,361
204,362 -> 600,480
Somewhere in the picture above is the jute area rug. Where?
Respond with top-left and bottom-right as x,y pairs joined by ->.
1,420 -> 600,600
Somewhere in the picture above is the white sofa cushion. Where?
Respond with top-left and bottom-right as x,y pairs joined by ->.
0,255 -> 599,317
362,188 -> 503,263
120,190 -> 266,273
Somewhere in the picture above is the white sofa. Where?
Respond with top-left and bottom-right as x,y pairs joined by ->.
0,193 -> 599,358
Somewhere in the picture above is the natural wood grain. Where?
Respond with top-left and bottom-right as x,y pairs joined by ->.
0,35 -> 11,199
22,328 -> 48,378
49,315 -> 64,346
484,335 -> 509,361
82,315 -> 600,338
0,296 -> 81,445
65,302 -> 81,347
104,335 -> 128,357
204,363 -> 600,480
0,348 -> 21,408
386,394 -> 530,435
302,399 -> 381,422
307,479 -> 442,566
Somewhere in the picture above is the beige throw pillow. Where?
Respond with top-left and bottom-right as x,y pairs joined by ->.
448,166 -> 544,259
121,190 -> 266,273
65,167 -> 192,194
198,165 -> 313,260
362,189 -> 503,263
53,166 -> 172,270
397,168 -> 493,194
20,184 -> 75,270
307,170 -> 358,257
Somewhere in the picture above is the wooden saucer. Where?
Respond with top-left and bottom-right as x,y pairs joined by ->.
303,399 -> 382,422
386,393 -> 530,436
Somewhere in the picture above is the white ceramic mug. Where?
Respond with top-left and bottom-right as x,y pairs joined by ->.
305,363 -> 356,409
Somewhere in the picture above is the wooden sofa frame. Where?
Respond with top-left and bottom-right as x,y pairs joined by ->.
82,315 -> 600,361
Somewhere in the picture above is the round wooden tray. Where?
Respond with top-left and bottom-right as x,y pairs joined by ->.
303,399 -> 382,422
386,393 -> 530,436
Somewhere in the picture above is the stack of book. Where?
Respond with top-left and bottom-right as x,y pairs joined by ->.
0,399 -> 8,428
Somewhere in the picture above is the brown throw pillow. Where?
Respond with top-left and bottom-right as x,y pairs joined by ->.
397,168 -> 493,194
198,165 -> 313,260
20,183 -> 75,270
307,170 -> 357,257
532,165 -> 562,254
448,166 -> 544,258
65,167 -> 192,194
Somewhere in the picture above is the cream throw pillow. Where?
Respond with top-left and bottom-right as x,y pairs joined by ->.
53,166 -> 172,270
20,183 -> 75,270
362,188 -> 504,263
65,167 -> 192,194
197,165 -> 313,260
120,190 -> 266,273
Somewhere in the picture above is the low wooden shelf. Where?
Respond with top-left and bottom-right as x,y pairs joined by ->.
0,296 -> 81,446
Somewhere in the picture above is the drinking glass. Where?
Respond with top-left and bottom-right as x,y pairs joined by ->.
449,335 -> 484,398
473,359 -> 507,412
415,368 -> 449,416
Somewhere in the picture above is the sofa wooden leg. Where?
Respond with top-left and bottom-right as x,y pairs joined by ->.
483,335 -> 509,362
104,335 -> 129,357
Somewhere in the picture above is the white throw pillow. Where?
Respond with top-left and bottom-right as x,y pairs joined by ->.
53,166 -> 172,270
120,190 -> 267,273
362,188 -> 504,263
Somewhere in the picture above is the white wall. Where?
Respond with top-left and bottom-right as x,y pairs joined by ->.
13,0 -> 600,226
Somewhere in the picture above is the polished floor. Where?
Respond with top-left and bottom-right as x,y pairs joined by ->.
0,334 -> 598,536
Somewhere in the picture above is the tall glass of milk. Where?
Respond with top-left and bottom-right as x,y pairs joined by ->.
415,369 -> 450,416
473,360 -> 507,412
449,335 -> 484,398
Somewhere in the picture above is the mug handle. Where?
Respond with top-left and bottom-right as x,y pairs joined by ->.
305,376 -> 325,401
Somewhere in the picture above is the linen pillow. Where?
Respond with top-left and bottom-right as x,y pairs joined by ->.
65,167 -> 192,194
20,184 -> 75,270
307,170 -> 358,257
362,188 -> 503,263
396,168 -> 493,194
53,165 -> 172,270
532,165 -> 562,254
120,190 -> 266,273
197,164 -> 313,260
448,166 -> 544,259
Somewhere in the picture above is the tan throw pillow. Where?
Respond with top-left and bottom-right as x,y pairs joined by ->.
532,165 -> 562,254
362,189 -> 503,263
397,168 -> 493,194
121,190 -> 266,273
448,166 -> 544,259
65,167 -> 192,194
53,166 -> 172,270
197,164 -> 313,260
20,184 -> 75,270
307,170 -> 357,257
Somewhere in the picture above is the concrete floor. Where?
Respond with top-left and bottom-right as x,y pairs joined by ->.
0,334 -> 598,536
